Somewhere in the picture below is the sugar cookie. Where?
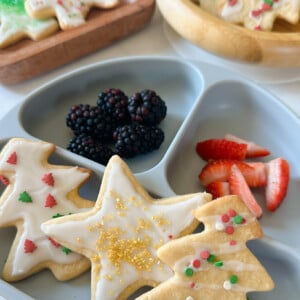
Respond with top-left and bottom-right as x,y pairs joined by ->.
0,0 -> 58,48
137,195 -> 274,299
41,155 -> 212,300
25,0 -> 120,30
0,138 -> 94,282
200,0 -> 300,31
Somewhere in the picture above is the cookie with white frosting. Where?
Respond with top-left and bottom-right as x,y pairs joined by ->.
41,155 -> 212,300
0,138 -> 94,281
25,0 -> 120,30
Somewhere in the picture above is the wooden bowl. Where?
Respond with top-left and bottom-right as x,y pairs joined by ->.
156,0 -> 300,66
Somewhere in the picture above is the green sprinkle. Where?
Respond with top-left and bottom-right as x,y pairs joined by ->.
52,213 -> 64,218
61,246 -> 72,255
184,267 -> 194,277
229,274 -> 238,284
214,261 -> 223,267
233,215 -> 243,224
18,191 -> 32,203
263,0 -> 273,6
207,254 -> 216,263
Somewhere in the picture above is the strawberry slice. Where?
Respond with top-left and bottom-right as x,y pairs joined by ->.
196,138 -> 247,161
224,134 -> 270,158
265,158 -> 290,212
198,160 -> 266,187
229,164 -> 263,218
206,181 -> 230,199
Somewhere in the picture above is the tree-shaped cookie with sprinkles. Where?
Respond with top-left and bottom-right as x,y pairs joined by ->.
137,195 -> 274,300
41,155 -> 212,300
0,138 -> 94,282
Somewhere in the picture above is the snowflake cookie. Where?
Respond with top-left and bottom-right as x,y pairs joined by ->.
25,0 -> 120,30
41,155 -> 212,300
137,195 -> 274,300
0,0 -> 58,48
0,138 -> 95,281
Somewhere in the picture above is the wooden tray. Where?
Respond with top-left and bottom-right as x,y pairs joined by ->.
0,0 -> 155,85
157,0 -> 300,67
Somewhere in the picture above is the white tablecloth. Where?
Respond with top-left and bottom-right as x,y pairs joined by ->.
1,8 -> 300,119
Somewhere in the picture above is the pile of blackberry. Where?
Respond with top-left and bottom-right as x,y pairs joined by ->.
66,88 -> 167,164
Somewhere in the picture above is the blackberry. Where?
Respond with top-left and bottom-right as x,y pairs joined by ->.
113,124 -> 164,158
67,134 -> 115,165
97,88 -> 130,124
127,89 -> 167,125
66,104 -> 117,142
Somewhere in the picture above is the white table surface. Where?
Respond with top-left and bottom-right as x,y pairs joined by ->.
1,7 -> 300,120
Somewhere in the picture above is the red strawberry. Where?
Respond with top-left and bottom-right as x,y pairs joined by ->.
198,160 -> 266,187
206,181 -> 230,199
244,162 -> 267,187
229,164 -> 263,218
224,134 -> 270,158
265,158 -> 290,212
196,139 -> 247,161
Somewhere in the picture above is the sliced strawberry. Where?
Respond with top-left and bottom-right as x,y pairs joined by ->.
206,181 -> 230,199
265,158 -> 290,212
244,162 -> 267,187
196,138 -> 247,161
224,134 -> 270,158
198,159 -> 266,187
229,164 -> 263,218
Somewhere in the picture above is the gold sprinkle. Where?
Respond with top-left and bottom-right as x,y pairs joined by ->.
76,237 -> 82,243
117,211 -> 126,217
106,213 -> 115,222
136,218 -> 151,233
116,197 -> 127,211
104,274 -> 113,281
152,214 -> 170,227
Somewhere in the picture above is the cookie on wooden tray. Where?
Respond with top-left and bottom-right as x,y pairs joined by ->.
41,155 -> 212,300
0,138 -> 94,282
25,0 -> 120,30
0,0 -> 58,49
137,195 -> 274,300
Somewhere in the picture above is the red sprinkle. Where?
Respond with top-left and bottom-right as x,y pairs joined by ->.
0,175 -> 9,186
6,152 -> 17,164
225,225 -> 235,235
168,234 -> 173,240
221,213 -> 230,223
228,0 -> 238,6
192,259 -> 201,268
228,209 -> 237,217
48,237 -> 60,248
255,25 -> 262,31
24,239 -> 37,253
262,3 -> 272,11
251,9 -> 263,17
190,282 -> 196,288
229,240 -> 237,246
42,173 -> 55,186
45,194 -> 57,208
200,250 -> 210,259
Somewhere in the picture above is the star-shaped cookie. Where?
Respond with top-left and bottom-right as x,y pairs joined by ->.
0,138 -> 94,281
0,0 -> 58,48
25,0 -> 120,30
41,155 -> 212,300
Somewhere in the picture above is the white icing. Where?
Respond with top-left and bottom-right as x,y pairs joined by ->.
27,0 -> 119,28
0,139 -> 90,276
41,157 -> 210,300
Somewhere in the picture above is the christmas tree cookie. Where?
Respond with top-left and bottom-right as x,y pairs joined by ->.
41,155 -> 212,300
25,0 -> 120,30
137,195 -> 274,299
0,0 -> 58,48
0,138 -> 94,282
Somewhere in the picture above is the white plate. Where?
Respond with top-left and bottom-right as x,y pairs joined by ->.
163,22 -> 300,85
0,56 -> 299,299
